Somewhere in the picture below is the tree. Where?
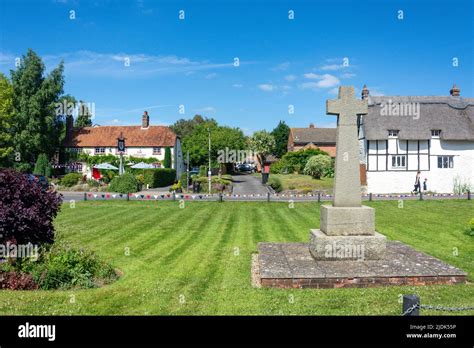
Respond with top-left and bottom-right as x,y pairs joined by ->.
164,147 -> 172,168
181,120 -> 246,166
11,49 -> 65,169
304,155 -> 332,179
249,130 -> 275,168
33,153 -> 52,177
75,100 -> 93,127
0,73 -> 14,167
0,168 -> 62,246
170,114 -> 209,139
271,121 -> 290,158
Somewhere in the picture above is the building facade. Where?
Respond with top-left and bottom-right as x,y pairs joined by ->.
64,111 -> 185,179
359,85 -> 474,194
287,124 -> 337,157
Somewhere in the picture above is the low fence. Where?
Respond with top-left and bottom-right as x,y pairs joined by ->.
402,294 -> 474,316
77,191 -> 472,202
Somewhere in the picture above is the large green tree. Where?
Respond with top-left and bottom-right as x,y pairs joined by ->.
11,49 -> 65,169
181,120 -> 246,166
271,120 -> 290,159
0,73 -> 14,166
170,114 -> 209,139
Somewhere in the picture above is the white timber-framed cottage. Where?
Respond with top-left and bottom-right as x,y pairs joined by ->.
358,85 -> 474,194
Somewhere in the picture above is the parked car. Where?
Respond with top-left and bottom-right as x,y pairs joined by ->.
26,174 -> 49,191
237,163 -> 254,173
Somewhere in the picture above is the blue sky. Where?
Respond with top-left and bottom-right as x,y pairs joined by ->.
0,0 -> 472,134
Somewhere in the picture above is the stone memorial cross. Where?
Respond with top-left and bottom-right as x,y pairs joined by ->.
326,86 -> 368,207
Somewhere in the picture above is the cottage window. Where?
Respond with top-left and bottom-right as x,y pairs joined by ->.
391,155 -> 406,168
70,147 -> 82,153
388,130 -> 399,137
431,130 -> 441,137
75,163 -> 83,173
153,147 -> 162,155
437,156 -> 453,169
95,147 -> 106,155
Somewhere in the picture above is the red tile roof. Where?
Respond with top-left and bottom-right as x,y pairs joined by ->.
65,126 -> 177,147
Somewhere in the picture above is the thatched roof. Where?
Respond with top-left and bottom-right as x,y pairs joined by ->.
364,96 -> 474,140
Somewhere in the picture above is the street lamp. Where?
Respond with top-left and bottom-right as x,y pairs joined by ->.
208,127 -> 211,194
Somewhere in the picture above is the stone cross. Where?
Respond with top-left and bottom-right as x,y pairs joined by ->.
326,86 -> 368,207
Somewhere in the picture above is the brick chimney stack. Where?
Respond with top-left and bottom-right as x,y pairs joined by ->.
449,84 -> 460,97
309,123 -> 315,128
142,111 -> 149,128
361,84 -> 369,100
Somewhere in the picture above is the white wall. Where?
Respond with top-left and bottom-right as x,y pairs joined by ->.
366,140 -> 474,193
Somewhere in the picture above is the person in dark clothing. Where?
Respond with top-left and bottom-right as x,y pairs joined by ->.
412,171 -> 421,194
423,178 -> 428,192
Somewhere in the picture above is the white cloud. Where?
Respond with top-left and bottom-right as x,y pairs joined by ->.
34,50 -> 236,78
232,83 -> 243,88
258,84 -> 276,92
195,106 -> 216,113
285,74 -> 297,81
320,64 -> 346,71
300,74 -> 340,89
272,62 -> 290,71
328,87 -> 339,95
341,72 -> 356,78
205,73 -> 218,79
303,73 -> 319,79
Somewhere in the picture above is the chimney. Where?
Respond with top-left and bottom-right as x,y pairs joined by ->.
449,84 -> 460,97
361,84 -> 369,100
142,111 -> 149,128
309,123 -> 315,128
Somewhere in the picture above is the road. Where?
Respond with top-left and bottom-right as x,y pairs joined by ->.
231,173 -> 270,195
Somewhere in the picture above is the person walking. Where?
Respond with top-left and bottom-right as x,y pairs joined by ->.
412,171 -> 421,194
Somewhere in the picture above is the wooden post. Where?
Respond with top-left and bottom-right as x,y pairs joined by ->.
267,192 -> 270,202
402,294 -> 420,316
219,192 -> 223,202
127,192 -> 130,201
318,192 -> 321,203
84,192 -> 87,201
369,193 -> 372,201
468,190 -> 471,200
172,192 -> 176,201
419,191 -> 423,201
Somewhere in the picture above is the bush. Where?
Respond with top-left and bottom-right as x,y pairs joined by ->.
108,173 -> 138,193
0,168 -> 62,246
164,147 -> 172,168
179,172 -> 189,190
61,173 -> 82,187
0,271 -> 38,290
276,149 -> 329,174
143,168 -> 176,188
33,153 -> 52,177
19,243 -> 118,290
268,176 -> 283,192
304,155 -> 333,179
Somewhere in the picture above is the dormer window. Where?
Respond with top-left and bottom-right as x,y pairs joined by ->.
388,130 -> 399,138
431,129 -> 441,138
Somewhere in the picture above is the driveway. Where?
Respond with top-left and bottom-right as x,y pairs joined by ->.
231,173 -> 269,195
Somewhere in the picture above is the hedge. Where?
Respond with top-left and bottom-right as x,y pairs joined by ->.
143,168 -> 176,188
108,173 -> 138,193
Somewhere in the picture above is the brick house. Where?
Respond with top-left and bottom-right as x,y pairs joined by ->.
287,124 -> 337,157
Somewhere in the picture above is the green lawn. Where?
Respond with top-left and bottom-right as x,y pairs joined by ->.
269,173 -> 334,193
0,200 -> 472,315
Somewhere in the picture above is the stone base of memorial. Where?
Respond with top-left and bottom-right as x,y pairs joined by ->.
254,242 -> 467,289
